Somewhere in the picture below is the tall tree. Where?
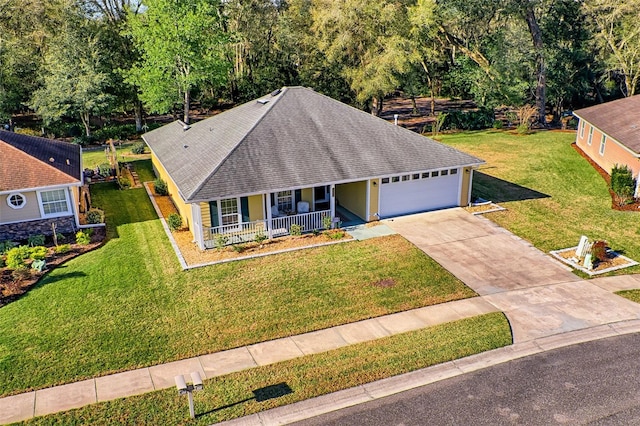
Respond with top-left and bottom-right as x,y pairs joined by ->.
583,0 -> 640,97
126,0 -> 228,124
310,0 -> 413,115
30,16 -> 112,136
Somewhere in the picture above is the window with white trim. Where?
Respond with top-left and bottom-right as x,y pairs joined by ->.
276,190 -> 293,212
431,171 -> 439,177
39,189 -> 69,216
7,193 -> 26,209
450,168 -> 458,175
220,198 -> 239,226
599,134 -> 606,155
579,120 -> 585,138
587,126 -> 593,145
441,169 -> 449,176
422,172 -> 429,178
381,178 -> 390,184
391,176 -> 400,183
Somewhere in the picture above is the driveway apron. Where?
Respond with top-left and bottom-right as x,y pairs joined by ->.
385,208 -> 640,342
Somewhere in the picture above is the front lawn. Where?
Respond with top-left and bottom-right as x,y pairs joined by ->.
440,130 -> 640,275
0,181 -> 475,397
22,312 -> 511,425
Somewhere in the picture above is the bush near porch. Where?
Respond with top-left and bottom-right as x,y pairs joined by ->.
442,130 -> 640,276
0,163 -> 475,397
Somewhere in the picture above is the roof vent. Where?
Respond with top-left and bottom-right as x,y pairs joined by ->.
49,157 -> 55,163
257,99 -> 269,105
178,120 -> 190,131
183,144 -> 188,149
271,88 -> 282,97
66,159 -> 70,165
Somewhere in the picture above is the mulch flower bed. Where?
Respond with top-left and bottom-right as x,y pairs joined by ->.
551,245 -> 639,276
0,227 -> 105,308
572,143 -> 640,211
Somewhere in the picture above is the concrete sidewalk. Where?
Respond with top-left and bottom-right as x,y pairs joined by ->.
0,297 -> 497,425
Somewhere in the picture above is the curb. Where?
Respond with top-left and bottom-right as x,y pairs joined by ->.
217,319 -> 640,425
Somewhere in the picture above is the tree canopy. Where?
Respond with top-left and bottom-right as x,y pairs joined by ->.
2,0 -> 637,133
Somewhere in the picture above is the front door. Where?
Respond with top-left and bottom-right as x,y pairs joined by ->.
314,185 -> 330,209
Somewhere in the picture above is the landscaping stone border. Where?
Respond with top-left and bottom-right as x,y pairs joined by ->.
550,246 -> 639,276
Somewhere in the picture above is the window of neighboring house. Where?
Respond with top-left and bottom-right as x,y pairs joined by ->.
38,189 -> 69,217
579,120 -> 585,138
276,190 -> 293,212
7,193 -> 26,209
587,126 -> 594,145
220,198 -> 240,226
599,134 -> 606,155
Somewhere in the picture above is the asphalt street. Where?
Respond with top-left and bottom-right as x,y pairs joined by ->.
294,333 -> 640,425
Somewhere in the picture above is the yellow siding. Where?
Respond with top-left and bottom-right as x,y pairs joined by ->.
301,188 -> 313,205
200,202 -> 211,228
248,195 -> 264,221
336,181 -> 366,220
0,191 -> 41,223
368,179 -> 380,221
459,167 -> 472,206
152,153 -> 193,234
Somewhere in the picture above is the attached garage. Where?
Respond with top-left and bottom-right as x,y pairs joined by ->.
378,168 -> 461,218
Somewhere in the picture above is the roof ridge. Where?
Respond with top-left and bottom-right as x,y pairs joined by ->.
185,87 -> 289,200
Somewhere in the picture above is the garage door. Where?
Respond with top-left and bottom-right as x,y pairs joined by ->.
378,170 -> 460,218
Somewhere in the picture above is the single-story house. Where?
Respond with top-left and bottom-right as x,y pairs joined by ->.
0,130 -> 84,241
143,86 -> 484,249
573,95 -> 640,191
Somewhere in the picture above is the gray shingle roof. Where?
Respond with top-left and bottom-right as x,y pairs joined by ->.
573,95 -> 640,154
143,87 -> 484,202
0,130 -> 82,181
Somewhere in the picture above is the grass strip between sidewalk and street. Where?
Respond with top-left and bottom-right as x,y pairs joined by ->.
20,312 -> 511,425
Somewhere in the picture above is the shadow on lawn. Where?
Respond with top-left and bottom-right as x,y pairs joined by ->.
472,171 -> 550,203
198,382 -> 293,418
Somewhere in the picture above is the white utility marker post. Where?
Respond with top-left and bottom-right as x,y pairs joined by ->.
175,372 -> 204,419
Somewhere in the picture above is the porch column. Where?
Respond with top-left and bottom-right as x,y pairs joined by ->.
265,193 -> 273,239
329,184 -> 336,222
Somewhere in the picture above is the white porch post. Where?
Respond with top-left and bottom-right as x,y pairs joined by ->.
191,203 -> 205,250
265,193 -> 273,239
467,168 -> 475,205
330,184 -> 336,222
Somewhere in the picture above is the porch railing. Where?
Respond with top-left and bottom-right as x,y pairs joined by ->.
271,210 -> 331,237
202,209 -> 332,248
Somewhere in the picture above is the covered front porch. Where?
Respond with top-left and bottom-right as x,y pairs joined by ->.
196,180 -> 377,249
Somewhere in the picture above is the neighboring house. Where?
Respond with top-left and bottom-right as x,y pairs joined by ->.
0,130 -> 84,241
573,96 -> 640,190
143,86 -> 484,250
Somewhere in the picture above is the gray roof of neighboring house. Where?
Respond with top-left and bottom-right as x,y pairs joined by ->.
573,95 -> 640,154
143,86 -> 484,202
0,130 -> 82,180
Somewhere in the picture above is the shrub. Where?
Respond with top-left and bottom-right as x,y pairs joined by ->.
0,240 -> 18,255
442,107 -> 494,131
322,215 -> 333,230
29,246 -> 48,261
254,230 -> 267,245
55,244 -> 71,254
118,176 -> 131,189
93,124 -> 138,141
11,267 -> 31,282
290,223 -> 302,236
72,135 -> 98,146
232,244 -> 246,253
86,208 -> 104,224
516,124 -> 530,135
75,230 -> 92,245
167,213 -> 183,231
0,257 -> 4,268
213,233 -> 229,249
97,163 -> 112,176
327,230 -> 345,240
6,246 -> 30,269
492,120 -> 503,129
154,178 -> 169,196
131,142 -> 146,154
591,240 -> 608,262
312,229 -> 321,236
611,164 -> 635,206
27,234 -> 45,247
15,127 -> 42,137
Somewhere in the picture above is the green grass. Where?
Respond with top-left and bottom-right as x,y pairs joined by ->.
82,143 -> 148,170
0,182 -> 475,397
20,312 -> 511,425
440,130 -> 640,276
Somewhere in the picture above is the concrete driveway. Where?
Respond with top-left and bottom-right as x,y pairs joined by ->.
385,208 -> 640,342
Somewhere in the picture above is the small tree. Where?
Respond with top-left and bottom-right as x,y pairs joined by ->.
516,105 -> 538,134
611,164 -> 636,206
